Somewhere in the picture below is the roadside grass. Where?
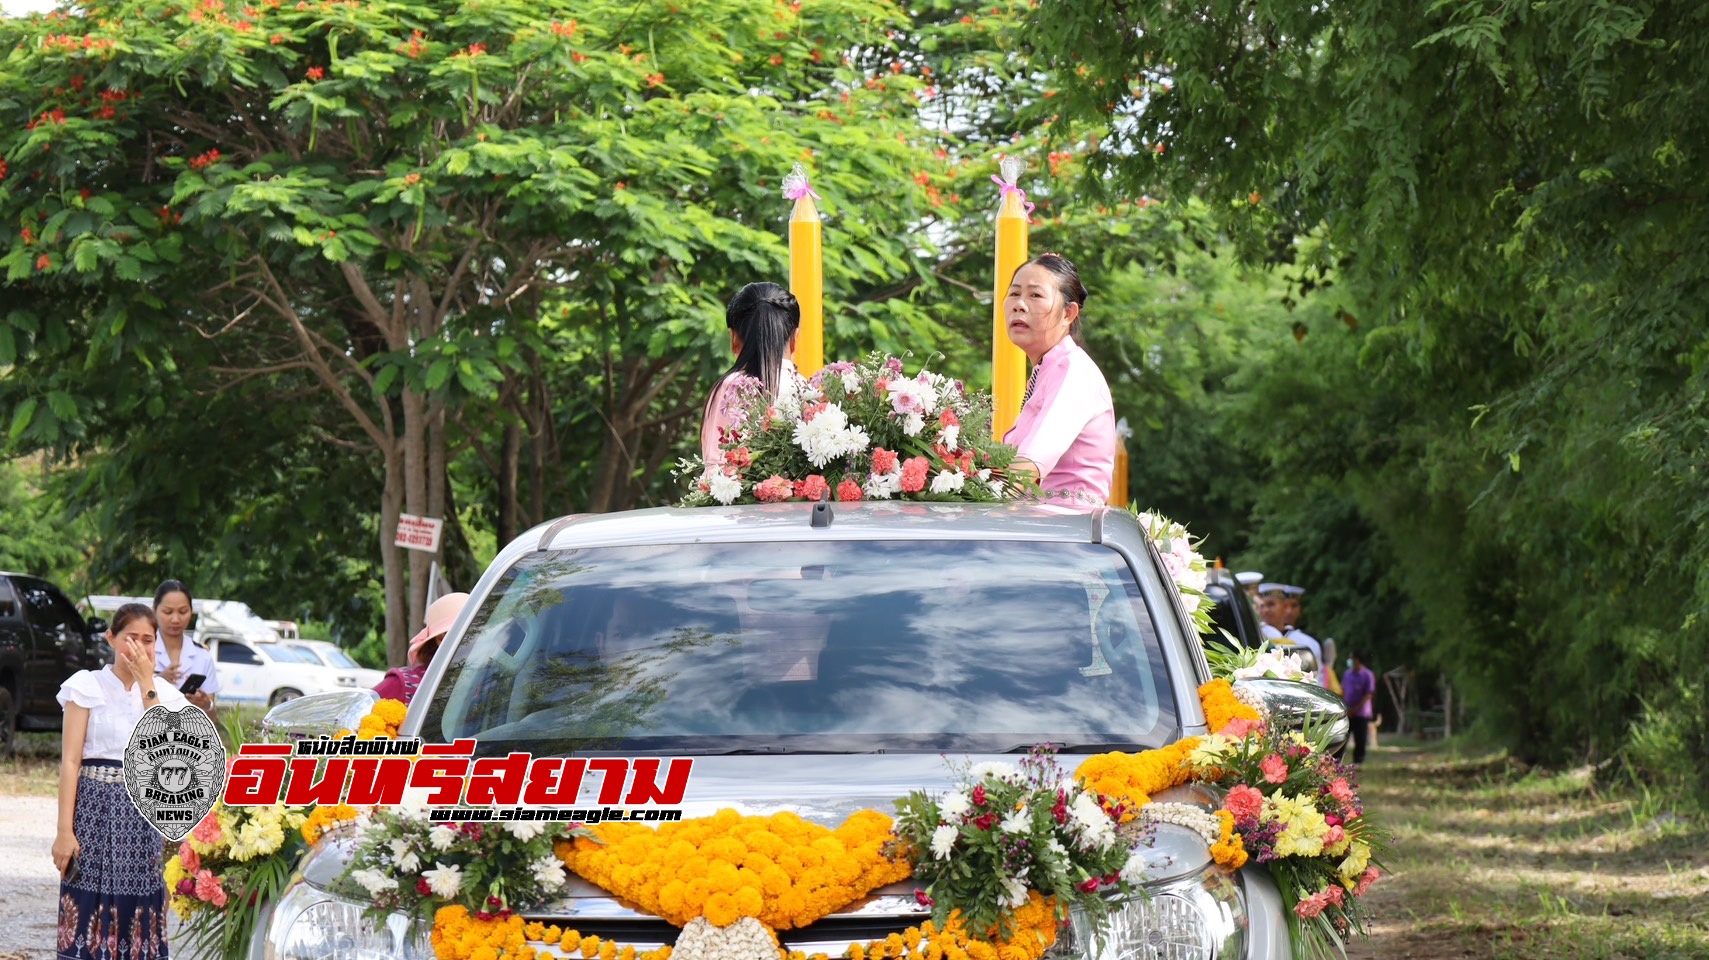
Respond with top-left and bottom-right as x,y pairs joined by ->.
1,706 -> 270,799
1349,735 -> 1709,960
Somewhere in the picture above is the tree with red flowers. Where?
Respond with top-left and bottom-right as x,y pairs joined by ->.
0,0 -> 978,660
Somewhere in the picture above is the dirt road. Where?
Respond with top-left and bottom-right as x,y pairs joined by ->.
0,796 -> 65,960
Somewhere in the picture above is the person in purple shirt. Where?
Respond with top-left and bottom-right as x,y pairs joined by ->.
374,592 -> 469,705
1001,254 -> 1117,502
1341,651 -> 1378,765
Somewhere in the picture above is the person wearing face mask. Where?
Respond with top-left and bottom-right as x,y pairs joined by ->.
54,603 -> 188,960
1341,651 -> 1377,765
1001,253 -> 1117,502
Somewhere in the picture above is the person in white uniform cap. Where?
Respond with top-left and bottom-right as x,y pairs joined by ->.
1255,582 -> 1289,641
1277,585 -> 1325,683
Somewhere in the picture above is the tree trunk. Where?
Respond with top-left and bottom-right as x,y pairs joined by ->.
403,389 -> 431,643
380,449 -> 408,667
499,419 -> 521,548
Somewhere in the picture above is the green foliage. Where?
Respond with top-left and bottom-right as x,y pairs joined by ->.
0,457 -> 91,582
1030,0 -> 1709,796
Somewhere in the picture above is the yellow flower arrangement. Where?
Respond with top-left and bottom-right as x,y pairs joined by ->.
337,697 -> 410,741
301,803 -> 362,844
1209,810 -> 1248,871
1072,737 -> 1200,818
558,808 -> 912,931
1197,679 -> 1262,735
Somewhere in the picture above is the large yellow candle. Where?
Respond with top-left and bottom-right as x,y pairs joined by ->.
991,157 -> 1030,440
785,163 -> 824,378
1110,445 -> 1130,507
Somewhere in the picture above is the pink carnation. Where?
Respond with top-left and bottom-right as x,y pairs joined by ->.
754,475 -> 793,503
1260,754 -> 1289,784
1328,778 -> 1355,805
836,479 -> 863,502
1294,889 -> 1335,920
1218,717 -> 1262,738
900,456 -> 929,493
1223,784 -> 1264,820
794,475 -> 830,502
1324,884 -> 1346,907
1355,867 -> 1380,896
938,407 -> 960,427
191,812 -> 222,846
1323,824 -> 1346,849
871,447 -> 899,474
194,870 -> 227,908
178,843 -> 200,873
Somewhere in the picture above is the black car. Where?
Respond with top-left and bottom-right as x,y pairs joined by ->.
0,573 -> 111,752
1204,568 -> 1266,651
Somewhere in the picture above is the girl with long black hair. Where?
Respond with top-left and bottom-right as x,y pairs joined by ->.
699,281 -> 802,463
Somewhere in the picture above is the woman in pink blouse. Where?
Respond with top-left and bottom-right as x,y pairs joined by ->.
699,282 -> 801,464
1001,254 -> 1118,502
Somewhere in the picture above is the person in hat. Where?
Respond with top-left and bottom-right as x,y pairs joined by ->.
374,592 -> 470,705
1278,585 -> 1326,683
1254,582 -> 1289,641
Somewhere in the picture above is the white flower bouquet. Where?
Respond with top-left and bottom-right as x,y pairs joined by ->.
890,748 -> 1142,946
334,803 -> 593,926
677,353 -> 1029,506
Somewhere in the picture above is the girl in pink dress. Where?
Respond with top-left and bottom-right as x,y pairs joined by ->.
700,282 -> 802,464
1001,254 -> 1118,502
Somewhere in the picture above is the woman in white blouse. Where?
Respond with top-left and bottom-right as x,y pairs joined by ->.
54,603 -> 186,960
153,579 -> 218,717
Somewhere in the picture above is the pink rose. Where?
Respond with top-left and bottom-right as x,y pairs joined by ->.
1223,784 -> 1264,820
900,457 -> 929,493
836,479 -> 863,502
795,475 -> 830,502
1323,825 -> 1346,848
176,877 -> 196,896
754,475 -> 793,503
871,447 -> 899,474
1260,754 -> 1289,784
1324,812 -> 1344,827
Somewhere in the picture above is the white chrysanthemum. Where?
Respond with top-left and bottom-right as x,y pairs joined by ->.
940,790 -> 971,820
792,404 -> 870,467
505,821 -> 547,842
389,838 -> 420,874
399,788 -> 435,821
841,372 -> 861,395
929,470 -> 966,494
423,862 -> 462,899
942,424 -> 960,451
708,471 -> 742,505
1069,792 -> 1118,851
914,371 -> 948,415
902,412 -> 926,436
352,868 -> 396,897
999,876 -> 1029,908
864,470 -> 900,500
532,855 -> 568,889
970,761 -> 1020,783
930,823 -> 959,860
428,825 -> 458,852
999,805 -> 1031,834
1119,849 -> 1149,885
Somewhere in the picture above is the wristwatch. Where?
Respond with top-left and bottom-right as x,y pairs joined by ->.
145,689 -> 158,701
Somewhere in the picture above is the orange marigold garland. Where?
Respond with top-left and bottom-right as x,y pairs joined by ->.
300,803 -> 361,844
558,808 -> 912,930
1210,810 -> 1249,871
1073,737 -> 1200,818
783,891 -> 1060,960
1197,679 -> 1262,736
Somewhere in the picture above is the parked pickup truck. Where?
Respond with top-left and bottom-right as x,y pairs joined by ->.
0,572 -> 110,752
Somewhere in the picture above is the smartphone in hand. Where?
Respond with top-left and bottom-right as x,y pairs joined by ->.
63,852 -> 80,884
179,673 -> 208,696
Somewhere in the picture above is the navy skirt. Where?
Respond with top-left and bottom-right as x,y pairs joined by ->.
57,760 -> 169,960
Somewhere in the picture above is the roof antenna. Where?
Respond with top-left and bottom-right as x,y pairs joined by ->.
810,490 -> 834,528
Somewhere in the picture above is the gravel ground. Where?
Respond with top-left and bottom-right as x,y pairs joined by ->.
0,795 -> 63,960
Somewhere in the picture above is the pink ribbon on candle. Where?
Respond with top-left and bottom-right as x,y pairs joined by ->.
782,165 -> 820,201
991,173 -> 1036,222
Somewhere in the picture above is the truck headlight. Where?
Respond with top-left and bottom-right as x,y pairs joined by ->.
1055,866 -> 1246,960
267,881 -> 432,960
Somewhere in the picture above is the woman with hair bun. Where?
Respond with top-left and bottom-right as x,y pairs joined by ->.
700,281 -> 802,464
152,579 -> 218,718
1001,253 -> 1118,501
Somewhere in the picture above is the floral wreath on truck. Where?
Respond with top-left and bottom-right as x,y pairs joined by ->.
179,490 -> 1385,960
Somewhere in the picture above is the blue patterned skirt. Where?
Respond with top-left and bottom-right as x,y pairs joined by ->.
58,760 -> 169,960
